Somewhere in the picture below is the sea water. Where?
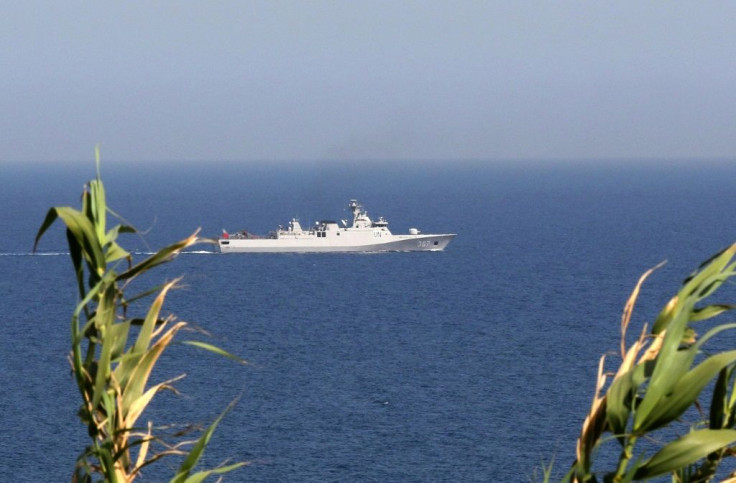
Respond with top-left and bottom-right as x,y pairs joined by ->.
2,160 -> 736,481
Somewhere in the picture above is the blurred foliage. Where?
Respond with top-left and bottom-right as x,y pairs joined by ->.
34,148 -> 246,482
563,244 -> 736,482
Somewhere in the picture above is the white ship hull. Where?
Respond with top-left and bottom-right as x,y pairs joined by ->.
218,200 -> 456,254
219,233 -> 455,253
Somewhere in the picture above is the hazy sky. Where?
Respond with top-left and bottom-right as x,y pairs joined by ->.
2,2 -> 736,163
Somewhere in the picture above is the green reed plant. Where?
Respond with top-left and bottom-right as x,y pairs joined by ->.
567,244 -> 736,482
34,149 -> 246,482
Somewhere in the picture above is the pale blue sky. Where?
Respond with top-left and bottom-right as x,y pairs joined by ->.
2,2 -> 736,163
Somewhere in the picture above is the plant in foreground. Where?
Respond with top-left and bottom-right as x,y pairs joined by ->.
34,151 -> 246,482
567,244 -> 736,482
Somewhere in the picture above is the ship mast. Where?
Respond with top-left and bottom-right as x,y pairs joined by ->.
348,200 -> 362,227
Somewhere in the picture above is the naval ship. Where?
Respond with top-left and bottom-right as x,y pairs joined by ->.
218,200 -> 456,253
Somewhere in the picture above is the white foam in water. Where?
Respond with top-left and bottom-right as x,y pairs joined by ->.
1,252 -> 69,256
0,250 -> 217,256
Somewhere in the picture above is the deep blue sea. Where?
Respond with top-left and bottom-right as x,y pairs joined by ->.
2,160 -> 736,481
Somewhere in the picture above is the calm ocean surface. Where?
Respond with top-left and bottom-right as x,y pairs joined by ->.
2,160 -> 736,481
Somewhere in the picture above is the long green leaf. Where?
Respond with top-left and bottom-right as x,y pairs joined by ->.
133,280 -> 177,355
104,224 -> 135,263
695,267 -> 736,300
606,360 -> 651,436
66,228 -> 87,304
109,320 -> 132,361
634,429 -> 736,479
112,350 -> 145,394
124,377 -> 182,430
101,389 -> 119,463
606,367 -> 636,437
634,308 -> 693,432
117,232 -> 201,282
638,350 -> 736,433
121,322 -> 186,418
106,223 -> 136,241
98,444 -> 118,483
181,340 -> 248,364
122,284 -> 169,307
33,208 -> 60,252
693,322 -> 736,351
90,178 -> 107,242
91,284 -> 117,409
105,240 -> 130,263
170,399 -> 240,483
681,244 -> 736,294
178,462 -> 249,483
652,245 -> 736,334
710,367 -> 731,430
691,304 -> 736,322
71,271 -> 117,399
36,207 -> 94,299
54,206 -> 106,274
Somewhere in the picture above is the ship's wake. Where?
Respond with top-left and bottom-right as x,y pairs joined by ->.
2,250 -> 218,257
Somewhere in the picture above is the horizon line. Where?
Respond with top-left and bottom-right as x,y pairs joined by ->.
3,156 -> 736,166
